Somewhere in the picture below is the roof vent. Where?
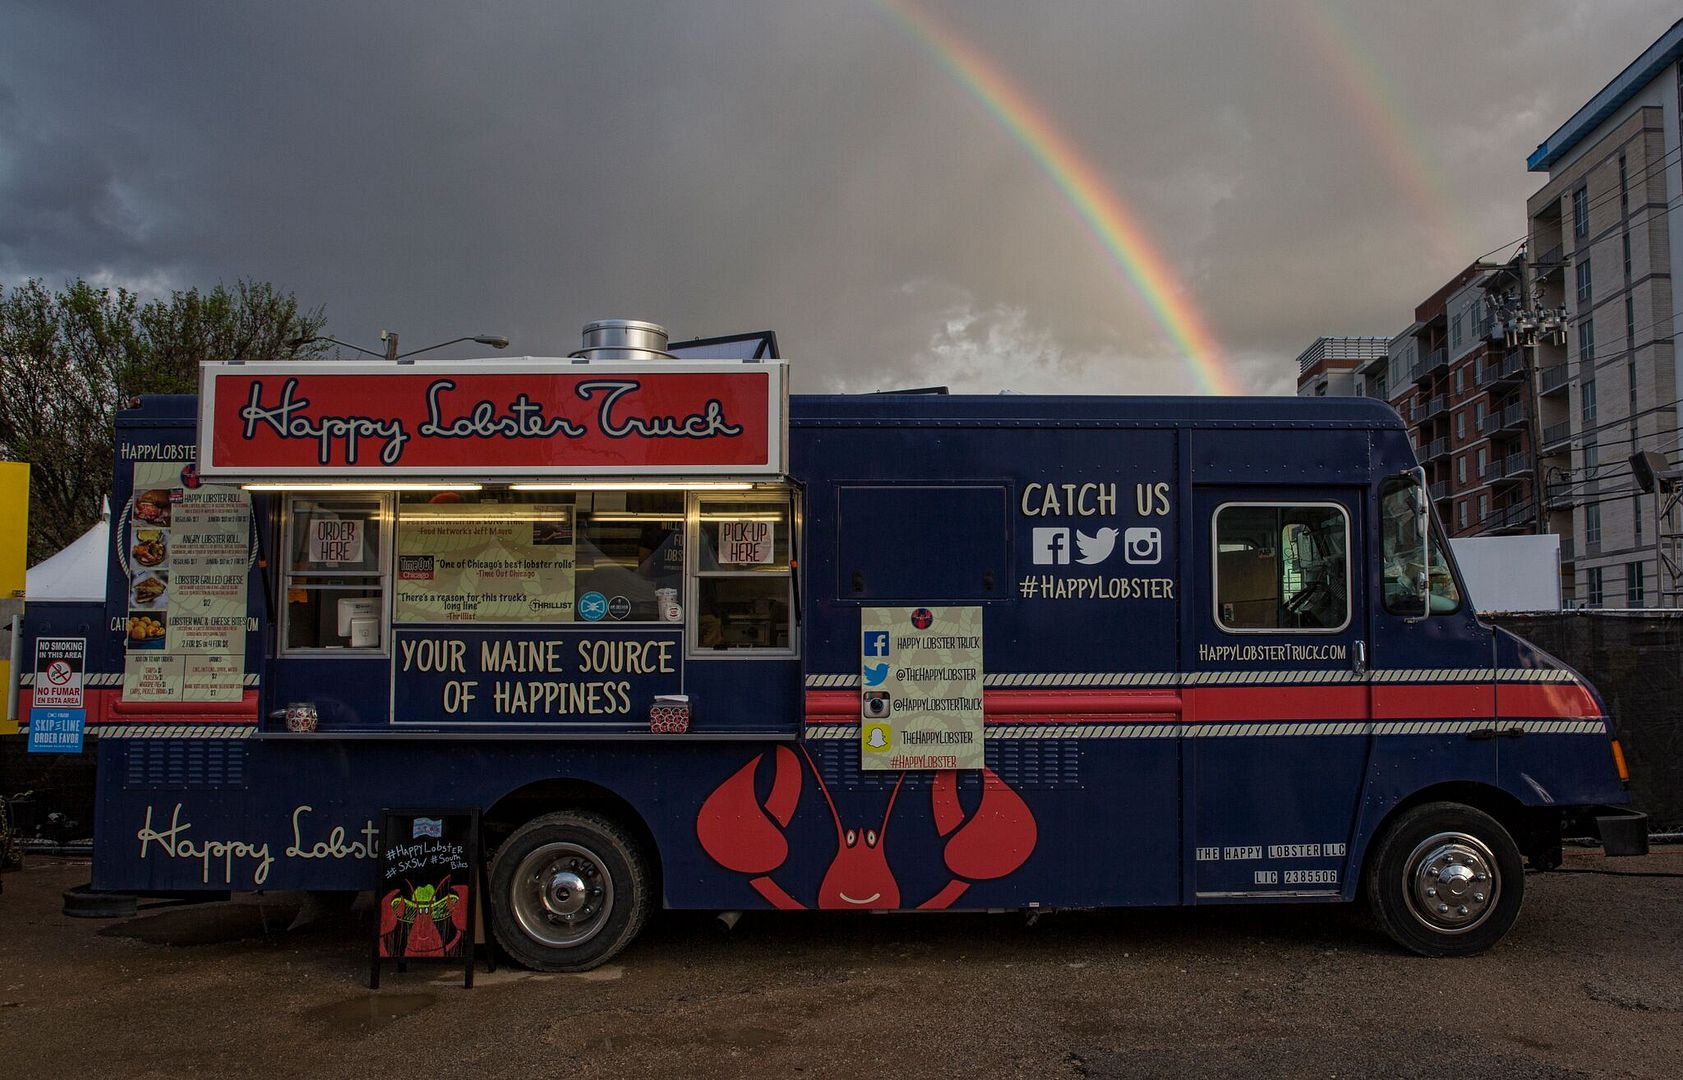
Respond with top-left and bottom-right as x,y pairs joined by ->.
572,319 -> 671,360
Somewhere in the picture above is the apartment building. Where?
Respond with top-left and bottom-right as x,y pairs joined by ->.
1295,337 -> 1388,396
1525,17 -> 1682,607
1359,260 -> 1543,550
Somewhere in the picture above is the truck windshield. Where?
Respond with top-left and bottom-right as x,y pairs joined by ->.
1379,478 -> 1461,615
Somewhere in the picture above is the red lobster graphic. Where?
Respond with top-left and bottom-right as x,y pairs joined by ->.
696,746 -> 1037,910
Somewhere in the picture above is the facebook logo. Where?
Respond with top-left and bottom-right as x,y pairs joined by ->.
862,631 -> 891,657
1032,527 -> 1071,565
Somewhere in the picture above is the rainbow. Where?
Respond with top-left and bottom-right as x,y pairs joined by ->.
874,0 -> 1241,395
1290,1 -> 1469,264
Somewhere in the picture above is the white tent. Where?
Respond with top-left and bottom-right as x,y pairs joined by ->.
25,502 -> 110,602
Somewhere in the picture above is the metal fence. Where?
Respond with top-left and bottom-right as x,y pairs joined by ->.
1487,611 -> 1683,832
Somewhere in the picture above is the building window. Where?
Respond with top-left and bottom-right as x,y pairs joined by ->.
1456,411 -> 1466,440
1623,232 -> 1632,278
1628,561 -> 1645,607
1457,456 -> 1467,484
1586,503 -> 1602,546
1585,565 -> 1604,607
1454,367 -> 1465,394
1577,318 -> 1595,363
1582,439 -> 1598,472
1625,295 -> 1636,347
1629,357 -> 1639,416
1478,493 -> 1488,522
1477,446 -> 1489,477
1475,400 -> 1487,429
1618,154 -> 1629,217
1636,497 -> 1643,543
1576,259 -> 1592,306
1581,378 -> 1597,426
1451,313 -> 1464,351
1572,186 -> 1589,238
1458,501 -> 1469,529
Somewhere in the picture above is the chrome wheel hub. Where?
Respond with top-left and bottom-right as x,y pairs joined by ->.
511,841 -> 615,948
1404,832 -> 1499,934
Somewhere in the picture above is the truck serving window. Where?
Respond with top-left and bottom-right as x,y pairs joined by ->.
1213,503 -> 1350,632
694,494 -> 794,652
1379,478 -> 1462,616
393,490 -> 684,624
282,495 -> 392,652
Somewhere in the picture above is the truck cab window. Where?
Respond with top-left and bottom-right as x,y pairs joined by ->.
693,494 -> 794,652
282,495 -> 391,651
1379,479 -> 1461,616
1214,503 -> 1349,632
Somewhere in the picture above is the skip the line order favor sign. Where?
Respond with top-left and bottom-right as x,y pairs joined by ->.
860,607 -> 984,771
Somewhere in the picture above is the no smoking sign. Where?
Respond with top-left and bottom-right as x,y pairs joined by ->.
33,637 -> 86,709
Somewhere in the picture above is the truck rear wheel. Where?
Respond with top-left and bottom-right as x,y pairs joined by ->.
1365,802 -> 1524,957
490,811 -> 651,972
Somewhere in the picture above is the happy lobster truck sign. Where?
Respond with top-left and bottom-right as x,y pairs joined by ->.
196,358 -> 786,477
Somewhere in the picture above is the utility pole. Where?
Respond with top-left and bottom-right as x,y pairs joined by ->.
1487,247 -> 1566,534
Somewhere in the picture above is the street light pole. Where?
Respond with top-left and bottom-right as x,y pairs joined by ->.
289,332 -> 511,362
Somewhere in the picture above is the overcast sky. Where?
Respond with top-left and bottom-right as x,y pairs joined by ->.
1,1 -> 1676,395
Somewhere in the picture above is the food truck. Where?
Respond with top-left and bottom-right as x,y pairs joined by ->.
22,320 -> 1643,969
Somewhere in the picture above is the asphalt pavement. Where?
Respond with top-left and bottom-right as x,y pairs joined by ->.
2,850 -> 1680,1079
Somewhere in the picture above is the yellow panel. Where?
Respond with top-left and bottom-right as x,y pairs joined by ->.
0,461 -> 29,730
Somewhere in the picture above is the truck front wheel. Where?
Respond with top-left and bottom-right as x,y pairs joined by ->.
1365,802 -> 1524,957
490,811 -> 651,972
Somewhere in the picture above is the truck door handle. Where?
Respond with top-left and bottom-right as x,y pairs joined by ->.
1499,725 -> 1525,738
1467,727 -> 1496,741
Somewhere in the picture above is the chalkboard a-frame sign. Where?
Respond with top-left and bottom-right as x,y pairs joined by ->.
371,808 -> 486,989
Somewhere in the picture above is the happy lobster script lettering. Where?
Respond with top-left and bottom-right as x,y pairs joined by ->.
239,377 -> 745,465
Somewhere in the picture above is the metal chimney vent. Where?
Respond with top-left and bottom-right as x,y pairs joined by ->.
572,319 -> 671,360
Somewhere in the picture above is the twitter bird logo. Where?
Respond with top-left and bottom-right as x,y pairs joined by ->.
1075,527 -> 1120,565
863,662 -> 889,686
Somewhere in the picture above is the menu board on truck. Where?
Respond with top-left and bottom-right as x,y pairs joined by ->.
860,606 -> 985,771
121,462 -> 251,703
394,504 -> 576,623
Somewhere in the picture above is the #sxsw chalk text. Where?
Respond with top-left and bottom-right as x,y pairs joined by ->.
238,376 -> 745,465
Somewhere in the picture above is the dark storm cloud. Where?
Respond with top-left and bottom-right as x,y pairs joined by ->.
0,0 -> 1675,393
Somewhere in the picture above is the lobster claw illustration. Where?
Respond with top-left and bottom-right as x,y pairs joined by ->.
696,746 -> 807,909
921,768 -> 1038,909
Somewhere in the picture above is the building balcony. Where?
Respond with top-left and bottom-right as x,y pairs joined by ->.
1498,401 -> 1528,430
1537,244 -> 1564,280
1425,395 -> 1450,419
1558,536 -> 1575,563
1488,351 -> 1526,384
1538,364 -> 1569,396
1424,437 -> 1450,461
1408,399 -> 1428,424
1429,481 -> 1451,501
1546,481 -> 1576,509
1487,502 -> 1534,533
1503,452 -> 1533,479
1541,421 -> 1573,451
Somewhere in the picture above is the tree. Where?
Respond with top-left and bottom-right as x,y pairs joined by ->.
0,278 -> 330,565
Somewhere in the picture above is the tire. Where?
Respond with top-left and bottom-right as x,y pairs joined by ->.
1365,802 -> 1524,957
489,811 -> 651,972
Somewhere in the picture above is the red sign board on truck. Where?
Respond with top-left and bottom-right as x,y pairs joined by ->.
197,360 -> 787,478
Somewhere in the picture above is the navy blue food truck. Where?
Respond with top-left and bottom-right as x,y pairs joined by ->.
34,320 -> 1641,970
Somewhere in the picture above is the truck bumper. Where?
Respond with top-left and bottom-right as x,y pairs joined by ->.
1589,807 -> 1650,857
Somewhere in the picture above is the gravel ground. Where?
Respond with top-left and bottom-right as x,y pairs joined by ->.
2,850 -> 1680,1079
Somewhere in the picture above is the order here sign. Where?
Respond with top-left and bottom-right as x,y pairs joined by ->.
196,360 -> 788,478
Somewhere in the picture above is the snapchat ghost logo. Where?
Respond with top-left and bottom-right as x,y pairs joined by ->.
862,722 -> 892,753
